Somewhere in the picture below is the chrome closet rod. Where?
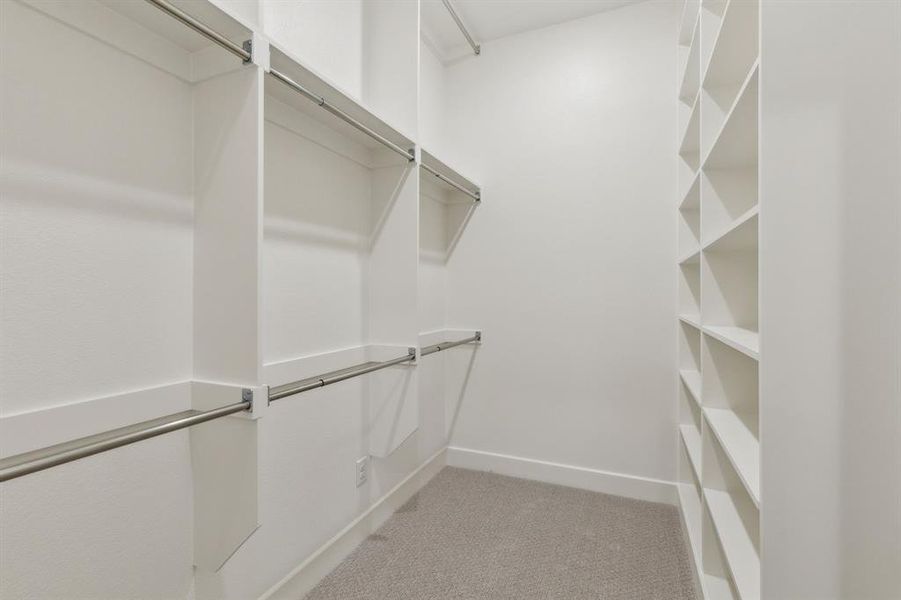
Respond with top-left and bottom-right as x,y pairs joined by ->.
440,0 -> 481,56
268,69 -> 415,162
421,332 -> 481,357
0,400 -> 251,483
268,349 -> 417,403
144,0 -> 251,62
420,163 -> 481,202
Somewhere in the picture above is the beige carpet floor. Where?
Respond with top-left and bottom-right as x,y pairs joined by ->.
305,467 -> 698,600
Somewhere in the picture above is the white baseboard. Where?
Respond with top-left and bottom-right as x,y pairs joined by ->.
258,447 -> 448,600
446,446 -> 677,505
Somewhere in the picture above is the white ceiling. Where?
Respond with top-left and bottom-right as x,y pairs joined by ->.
421,0 -> 645,60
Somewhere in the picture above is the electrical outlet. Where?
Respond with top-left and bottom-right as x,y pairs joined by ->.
355,456 -> 369,488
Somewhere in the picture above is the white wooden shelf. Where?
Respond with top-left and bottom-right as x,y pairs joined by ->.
705,573 -> 738,600
420,149 -> 481,204
680,424 -> 702,480
703,326 -> 759,360
704,208 -> 758,252
704,408 -> 760,505
266,43 -> 415,164
680,369 -> 702,405
704,489 -> 761,600
680,173 -> 701,211
679,314 -> 701,329
679,248 -> 701,265
701,165 -> 757,242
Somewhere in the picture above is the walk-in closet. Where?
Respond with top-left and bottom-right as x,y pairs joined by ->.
1,1 -> 899,599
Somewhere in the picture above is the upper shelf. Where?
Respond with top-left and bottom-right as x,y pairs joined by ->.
420,150 -> 481,204
704,208 -> 758,252
700,0 -> 728,77
703,325 -> 759,360
702,0 -> 759,92
266,43 -> 416,165
678,0 -> 701,47
703,65 -> 758,170
28,0 -> 253,82
101,0 -> 252,55
678,16 -> 701,105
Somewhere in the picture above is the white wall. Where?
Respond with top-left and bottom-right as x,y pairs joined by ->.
262,0 -> 364,99
0,1 -> 196,596
419,41 -> 447,155
759,2 -> 901,598
427,0 -> 680,484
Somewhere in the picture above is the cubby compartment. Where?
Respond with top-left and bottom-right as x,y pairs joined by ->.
702,64 -> 758,171
678,259 -> 701,324
701,213 -> 758,358
678,440 -> 703,569
678,109 -> 701,199
678,15 -> 701,106
702,335 -> 759,503
701,503 -> 740,600
702,430 -> 761,600
677,14 -> 701,198
261,0 -> 419,138
679,379 -> 703,475
678,176 -> 701,260
701,164 -> 758,246
0,0 -> 259,407
702,0 -> 759,117
678,0 -> 701,49
699,0 -> 728,75
679,319 -> 702,373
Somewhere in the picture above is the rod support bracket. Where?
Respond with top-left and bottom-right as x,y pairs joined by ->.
241,386 -> 268,419
242,39 -> 253,64
475,331 -> 482,342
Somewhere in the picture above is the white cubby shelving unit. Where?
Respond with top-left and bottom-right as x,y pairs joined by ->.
676,0 -> 760,598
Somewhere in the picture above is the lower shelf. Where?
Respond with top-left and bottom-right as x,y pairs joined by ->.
704,408 -> 759,505
677,482 -> 703,563
704,488 -> 760,600
680,369 -> 702,405
703,325 -> 759,359
679,424 -> 702,479
705,574 -> 737,600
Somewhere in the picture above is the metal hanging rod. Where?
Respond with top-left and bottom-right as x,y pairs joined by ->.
268,69 -> 415,162
440,0 -> 481,56
421,332 -> 481,357
0,397 -> 252,483
145,0 -> 251,62
421,163 -> 481,202
269,348 -> 417,403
